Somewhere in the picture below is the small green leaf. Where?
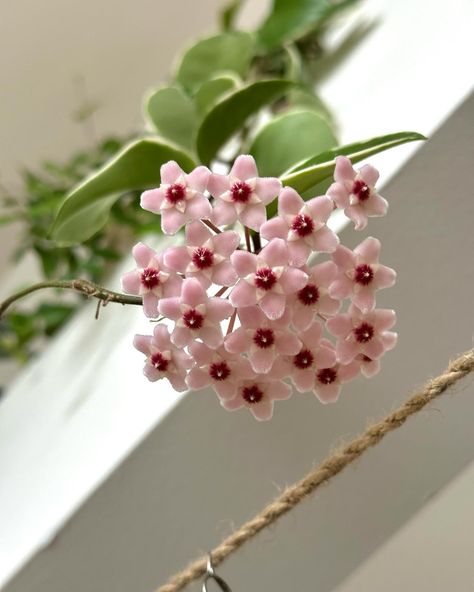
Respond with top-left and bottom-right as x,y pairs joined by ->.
286,88 -> 335,126
50,138 -> 196,245
144,87 -> 196,150
257,0 -> 331,50
220,0 -> 244,30
250,109 -> 337,177
194,75 -> 240,116
280,131 -> 426,194
196,79 -> 295,165
176,32 -> 255,92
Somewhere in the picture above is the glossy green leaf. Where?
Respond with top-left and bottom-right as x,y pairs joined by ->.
194,75 -> 240,116
50,138 -> 196,245
250,109 -> 337,177
257,0 -> 331,50
220,0 -> 244,30
280,131 -> 426,194
144,87 -> 196,150
197,79 -> 294,165
176,32 -> 255,92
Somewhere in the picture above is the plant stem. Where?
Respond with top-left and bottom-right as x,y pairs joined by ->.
0,279 -> 142,319
201,219 -> 222,234
244,226 -> 252,252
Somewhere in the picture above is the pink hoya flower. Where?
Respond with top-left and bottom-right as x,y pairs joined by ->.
159,278 -> 233,348
287,260 -> 341,331
330,237 -> 396,313
220,373 -> 292,421
230,238 -> 308,320
327,304 -> 397,364
208,155 -> 281,231
121,242 -> 182,318
313,360 -> 360,404
356,354 -> 381,378
280,322 -> 337,392
141,161 -> 211,235
260,187 -> 339,266
133,324 -> 193,392
327,156 -> 388,230
224,305 -> 301,373
186,342 -> 254,400
163,220 -> 239,288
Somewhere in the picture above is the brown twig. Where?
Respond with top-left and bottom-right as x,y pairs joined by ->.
201,219 -> 222,234
244,226 -> 252,252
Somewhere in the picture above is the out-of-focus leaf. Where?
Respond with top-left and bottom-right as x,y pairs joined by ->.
220,0 -> 244,30
144,86 -> 196,150
196,79 -> 294,165
36,303 -> 76,336
280,131 -> 426,194
257,0 -> 331,50
50,138 -> 196,245
194,75 -> 240,116
250,109 -> 337,177
286,88 -> 335,125
176,32 -> 255,92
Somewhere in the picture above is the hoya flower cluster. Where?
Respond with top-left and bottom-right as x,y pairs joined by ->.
122,155 -> 397,421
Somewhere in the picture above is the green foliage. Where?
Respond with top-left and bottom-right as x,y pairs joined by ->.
249,109 -> 337,176
50,138 -> 196,245
194,75 -> 240,116
175,32 -> 255,92
196,79 -> 295,165
144,87 -> 197,150
219,0 -> 244,31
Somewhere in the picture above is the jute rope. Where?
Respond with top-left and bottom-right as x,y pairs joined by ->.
156,348 -> 474,592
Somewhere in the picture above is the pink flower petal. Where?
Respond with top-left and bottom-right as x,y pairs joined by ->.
365,194 -> 388,216
382,331 -> 398,351
336,339 -> 359,364
300,322 -> 323,348
315,346 -> 337,369
331,245 -> 355,270
345,205 -> 368,230
214,381 -> 238,400
260,217 -> 288,241
359,164 -> 379,187
361,336 -> 385,360
334,156 -> 356,183
292,304 -> 314,332
292,370 -> 316,393
211,199 -> 237,226
354,236 -> 380,263
208,173 -> 230,197
212,261 -> 238,287
181,278 -> 207,307
250,348 -> 275,373
187,367 -> 210,390
169,375 -> 188,392
186,165 -> 210,192
140,188 -> 165,213
158,297 -> 181,320
199,325 -> 224,348
231,250 -> 256,277
374,265 -> 396,289
311,226 -> 339,253
143,364 -> 161,382
260,238 -> 288,268
255,177 -> 281,205
171,326 -> 192,347
121,270 -> 141,294
161,208 -> 186,234
185,220 -> 211,246
186,195 -> 212,220
224,327 -> 251,353
251,398 -> 274,421
280,267 -> 308,294
133,334 -> 152,355
132,242 -> 156,267
326,314 -> 352,337
229,280 -> 257,308
327,182 -> 349,208
278,187 -> 304,216
315,382 -> 341,404
239,202 -> 266,231
260,292 -> 285,320
271,381 -> 292,400
352,287 -> 375,313
237,305 -> 264,328
374,309 -> 396,331
231,154 -> 257,181
142,293 -> 159,318
163,246 -> 189,272
275,332 -> 301,355
160,160 -> 182,184
153,323 -> 171,345
189,341 -> 214,365
287,240 -> 311,267
328,276 -> 353,300
221,396 -> 244,411
213,231 -> 240,257
306,195 -> 333,223
206,298 -> 233,322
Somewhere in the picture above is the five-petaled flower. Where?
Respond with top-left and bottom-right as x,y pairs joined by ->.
140,161 -> 211,234
313,359 -> 360,404
121,242 -> 182,318
260,187 -> 339,266
327,156 -> 388,230
208,155 -> 281,231
159,278 -> 233,348
230,238 -> 308,320
163,221 -> 240,288
326,305 -> 397,364
133,324 -> 193,392
330,237 -> 396,312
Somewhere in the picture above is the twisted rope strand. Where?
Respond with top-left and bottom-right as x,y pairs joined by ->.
156,348 -> 474,592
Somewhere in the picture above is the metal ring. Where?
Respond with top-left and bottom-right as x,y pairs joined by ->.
202,554 -> 232,592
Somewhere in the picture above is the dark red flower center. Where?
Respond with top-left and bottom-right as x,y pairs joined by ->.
354,263 -> 374,285
254,267 -> 277,291
230,181 -> 252,203
317,367 -> 337,384
183,308 -> 204,330
353,322 -> 374,343
253,328 -> 275,349
297,283 -> 320,306
291,214 -> 314,237
293,348 -> 314,369
166,183 -> 186,204
352,179 -> 371,202
140,267 -> 160,290
150,352 -> 169,372
361,355 -> 372,362
242,384 -> 264,404
192,247 -> 214,270
209,361 -> 231,381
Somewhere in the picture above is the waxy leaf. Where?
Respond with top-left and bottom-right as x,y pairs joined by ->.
144,87 -> 196,150
194,75 -> 240,116
250,109 -> 337,177
176,32 -> 255,92
50,138 -> 196,245
196,79 -> 295,165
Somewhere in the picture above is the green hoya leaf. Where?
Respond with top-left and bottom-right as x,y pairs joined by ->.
144,87 -> 196,150
250,109 -> 337,177
196,79 -> 294,165
257,0 -> 332,50
220,0 -> 245,31
176,32 -> 255,92
280,131 -> 426,194
50,138 -> 196,245
194,75 -> 240,116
